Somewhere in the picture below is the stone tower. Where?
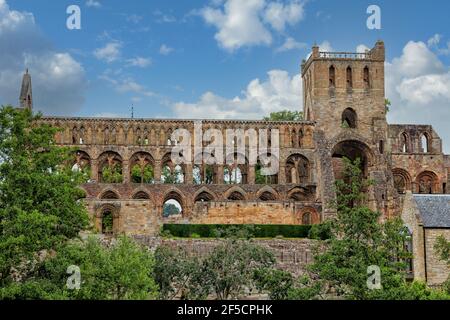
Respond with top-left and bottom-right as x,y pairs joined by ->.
301,41 -> 397,219
19,69 -> 33,111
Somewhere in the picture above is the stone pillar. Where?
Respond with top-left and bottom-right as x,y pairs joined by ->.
278,164 -> 286,184
217,165 -> 224,184
154,160 -> 162,183
91,159 -> 99,182
185,164 -> 193,184
122,160 -> 130,183
248,165 -> 256,185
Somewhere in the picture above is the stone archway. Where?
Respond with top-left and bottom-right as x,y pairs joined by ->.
95,203 -> 121,235
331,140 -> 373,179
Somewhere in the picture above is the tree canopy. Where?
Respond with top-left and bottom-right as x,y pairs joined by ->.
263,110 -> 303,121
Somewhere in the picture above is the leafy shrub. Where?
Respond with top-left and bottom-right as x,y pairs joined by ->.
162,224 -> 316,239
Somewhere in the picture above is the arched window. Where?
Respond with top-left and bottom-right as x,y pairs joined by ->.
285,154 -> 309,184
227,191 -> 245,201
101,210 -> 114,235
302,212 -> 312,225
341,108 -> 357,128
329,65 -> 336,87
346,66 -> 353,88
258,191 -> 277,201
416,171 -> 437,194
163,191 -> 184,217
195,191 -> 215,202
400,132 -> 409,153
133,191 -> 150,200
363,66 -> 370,89
72,127 -> 78,145
420,134 -> 430,153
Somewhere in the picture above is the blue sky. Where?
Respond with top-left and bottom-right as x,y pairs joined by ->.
1,0 -> 450,150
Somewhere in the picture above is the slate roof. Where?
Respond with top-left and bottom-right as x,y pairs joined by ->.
413,195 -> 450,228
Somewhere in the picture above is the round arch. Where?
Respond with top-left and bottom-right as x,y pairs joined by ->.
285,153 -> 310,184
194,187 -> 216,202
162,188 -> 185,217
256,186 -> 279,201
99,188 -> 120,200
392,168 -> 412,194
415,171 -> 439,194
132,190 -> 150,200
225,186 -> 247,201
331,139 -> 373,179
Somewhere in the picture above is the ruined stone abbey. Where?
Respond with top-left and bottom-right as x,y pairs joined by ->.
18,41 -> 450,284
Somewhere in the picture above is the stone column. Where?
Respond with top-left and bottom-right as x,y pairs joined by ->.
154,160 -> 162,183
217,165 -> 224,184
122,160 -> 130,183
278,164 -> 286,184
91,159 -> 99,182
248,165 -> 256,185
185,164 -> 193,184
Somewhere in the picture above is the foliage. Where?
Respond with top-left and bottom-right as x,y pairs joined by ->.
163,203 -> 181,217
286,275 -> 323,300
0,106 -> 89,286
194,239 -> 276,299
153,245 -> 200,300
1,236 -> 159,300
253,268 -> 294,300
435,235 -> 450,264
131,164 -> 154,184
435,235 -> 450,294
308,221 -> 333,240
101,164 -> 123,183
154,239 -> 276,300
385,98 -> 391,113
263,110 -> 303,121
162,224 -> 315,239
305,158 -> 416,300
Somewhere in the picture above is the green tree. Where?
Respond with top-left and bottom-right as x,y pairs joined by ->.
154,245 -> 200,300
102,164 -> 123,183
0,106 -> 88,286
263,110 -> 303,121
0,236 -> 159,300
307,158 -> 417,299
385,98 -> 391,113
435,235 -> 450,293
131,164 -> 154,184
195,239 -> 275,299
163,203 -> 181,217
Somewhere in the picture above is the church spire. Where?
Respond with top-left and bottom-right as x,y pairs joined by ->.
19,69 -> 33,111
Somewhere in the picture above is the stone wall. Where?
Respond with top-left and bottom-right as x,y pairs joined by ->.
424,229 -> 450,286
86,199 -> 321,236
191,201 -> 320,225
134,237 -> 317,276
400,192 -> 426,282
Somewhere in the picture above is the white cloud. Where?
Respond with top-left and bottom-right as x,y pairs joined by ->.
173,69 -> 302,119
199,0 -> 306,52
159,44 -> 174,55
126,14 -> 142,24
427,34 -> 442,47
126,57 -> 152,68
86,0 -> 101,8
94,42 -> 122,63
201,0 -> 272,52
318,40 -> 333,52
356,44 -> 370,53
386,41 -> 450,152
264,0 -> 305,32
0,0 -> 86,115
99,71 -> 155,97
276,37 -> 306,53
